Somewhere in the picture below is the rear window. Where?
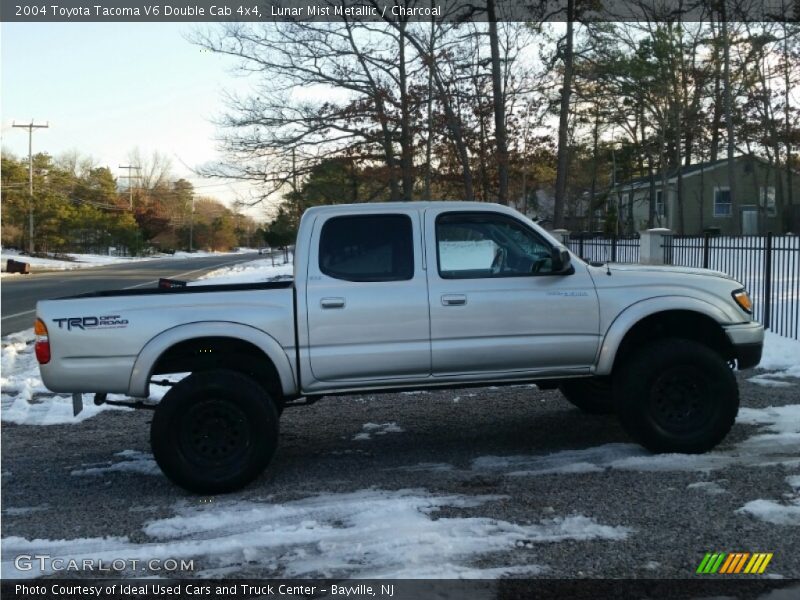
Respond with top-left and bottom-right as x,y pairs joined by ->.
319,214 -> 414,282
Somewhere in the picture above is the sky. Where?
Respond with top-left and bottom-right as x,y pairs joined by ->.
0,22 -> 270,219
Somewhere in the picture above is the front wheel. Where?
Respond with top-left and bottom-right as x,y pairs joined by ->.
614,339 -> 738,454
151,369 -> 279,494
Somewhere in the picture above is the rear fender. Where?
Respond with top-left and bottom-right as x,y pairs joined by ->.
128,322 -> 296,397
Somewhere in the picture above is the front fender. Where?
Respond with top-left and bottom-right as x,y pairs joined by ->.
594,296 -> 734,376
128,321 -> 297,398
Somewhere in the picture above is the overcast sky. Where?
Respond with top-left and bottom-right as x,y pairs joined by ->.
1,22 -> 271,218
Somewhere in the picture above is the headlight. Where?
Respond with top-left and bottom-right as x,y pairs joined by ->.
732,289 -> 752,314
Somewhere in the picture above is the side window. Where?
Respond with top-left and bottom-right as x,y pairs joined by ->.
436,213 -> 555,279
319,214 -> 414,282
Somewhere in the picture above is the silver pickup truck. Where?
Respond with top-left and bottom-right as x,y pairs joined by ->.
35,202 -> 763,493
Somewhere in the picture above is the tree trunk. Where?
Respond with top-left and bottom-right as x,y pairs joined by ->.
588,105 -> 600,232
553,0 -> 574,229
710,20 -> 723,163
722,17 -> 738,232
487,2 -> 509,205
784,24 -> 795,211
398,20 -> 414,201
424,13 -> 435,201
400,27 -> 474,200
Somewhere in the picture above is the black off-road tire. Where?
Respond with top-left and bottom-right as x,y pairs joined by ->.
559,378 -> 615,415
614,338 -> 738,454
151,369 -> 279,494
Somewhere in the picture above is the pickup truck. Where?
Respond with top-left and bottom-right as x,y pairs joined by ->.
35,202 -> 764,493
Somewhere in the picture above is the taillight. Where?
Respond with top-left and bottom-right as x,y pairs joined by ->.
34,318 -> 50,364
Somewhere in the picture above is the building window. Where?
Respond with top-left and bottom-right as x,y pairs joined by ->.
714,188 -> 732,217
759,186 -> 777,217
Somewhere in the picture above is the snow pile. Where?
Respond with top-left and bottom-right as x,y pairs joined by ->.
736,475 -> 800,526
1,489 -> 631,579
353,422 -> 404,441
749,332 -> 800,387
70,451 -> 160,477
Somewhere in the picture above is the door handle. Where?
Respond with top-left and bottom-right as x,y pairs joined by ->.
441,294 -> 467,306
321,297 -> 345,309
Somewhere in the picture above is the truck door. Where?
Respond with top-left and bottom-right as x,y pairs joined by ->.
305,211 -> 431,382
425,209 -> 600,376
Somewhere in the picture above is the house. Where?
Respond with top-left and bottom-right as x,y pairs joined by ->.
612,156 -> 800,235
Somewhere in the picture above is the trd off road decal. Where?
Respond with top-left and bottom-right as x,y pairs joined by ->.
52,315 -> 129,331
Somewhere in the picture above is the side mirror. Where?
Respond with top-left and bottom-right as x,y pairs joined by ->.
551,247 -> 572,274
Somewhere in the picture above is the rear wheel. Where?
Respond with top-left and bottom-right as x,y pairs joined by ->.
559,378 -> 615,415
151,369 -> 279,494
614,339 -> 738,454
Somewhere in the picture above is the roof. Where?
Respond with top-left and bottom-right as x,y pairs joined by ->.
303,201 -> 508,215
614,155 -> 787,192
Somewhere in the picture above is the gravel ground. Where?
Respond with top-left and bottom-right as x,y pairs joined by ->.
2,371 -> 799,581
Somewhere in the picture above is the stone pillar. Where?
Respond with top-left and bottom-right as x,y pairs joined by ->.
639,228 -> 672,265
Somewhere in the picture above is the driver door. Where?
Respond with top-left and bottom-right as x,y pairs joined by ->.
425,209 -> 600,376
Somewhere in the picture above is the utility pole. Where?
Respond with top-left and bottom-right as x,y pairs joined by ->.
12,120 -> 49,254
118,165 -> 141,210
189,194 -> 195,252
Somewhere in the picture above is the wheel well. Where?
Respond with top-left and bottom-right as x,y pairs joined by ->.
151,337 -> 283,401
613,310 -> 735,372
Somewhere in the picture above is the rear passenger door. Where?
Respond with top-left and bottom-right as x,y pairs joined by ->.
305,211 -> 431,382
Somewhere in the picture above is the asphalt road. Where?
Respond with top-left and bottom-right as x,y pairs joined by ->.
2,372 -> 799,585
0,253 -> 260,334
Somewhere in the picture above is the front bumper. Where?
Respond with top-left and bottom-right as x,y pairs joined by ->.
724,322 -> 764,370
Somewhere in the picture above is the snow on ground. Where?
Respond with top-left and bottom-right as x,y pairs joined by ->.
470,404 -> 800,477
190,254 -> 293,285
0,247 -> 260,276
1,489 -> 631,579
686,481 -> 728,495
353,422 -> 404,441
70,451 -> 160,477
737,475 -> 800,526
439,241 -> 496,272
748,332 -> 800,387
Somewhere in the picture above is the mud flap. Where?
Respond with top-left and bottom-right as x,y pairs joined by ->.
72,393 -> 83,417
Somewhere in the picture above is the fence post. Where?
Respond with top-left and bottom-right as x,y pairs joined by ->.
579,236 -> 584,259
702,233 -> 710,269
639,228 -> 672,265
763,232 -> 772,330
611,236 -> 618,263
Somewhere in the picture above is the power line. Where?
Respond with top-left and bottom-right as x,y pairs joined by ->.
12,120 -> 49,253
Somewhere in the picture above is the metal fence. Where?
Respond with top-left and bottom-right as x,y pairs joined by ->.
565,234 -> 641,264
564,232 -> 800,340
663,234 -> 800,340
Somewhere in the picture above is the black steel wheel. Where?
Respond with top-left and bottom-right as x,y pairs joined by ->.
614,338 -> 738,454
151,369 -> 279,494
